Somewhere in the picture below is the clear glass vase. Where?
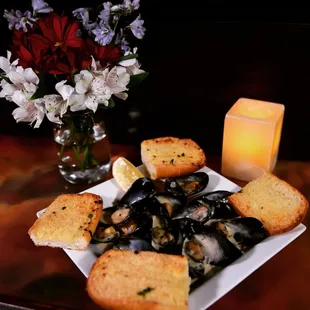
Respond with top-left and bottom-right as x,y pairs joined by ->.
53,111 -> 111,184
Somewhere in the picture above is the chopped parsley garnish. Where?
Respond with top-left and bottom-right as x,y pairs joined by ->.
88,213 -> 93,219
62,206 -> 66,210
170,159 -> 174,164
137,287 -> 154,297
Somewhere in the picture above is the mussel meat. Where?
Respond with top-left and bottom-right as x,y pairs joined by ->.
151,215 -> 182,253
100,206 -> 131,225
93,225 -> 120,243
212,217 -> 268,252
165,172 -> 209,197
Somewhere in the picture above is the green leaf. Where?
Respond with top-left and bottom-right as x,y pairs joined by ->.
108,97 -> 115,108
30,72 -> 48,100
127,72 -> 149,88
119,53 -> 138,61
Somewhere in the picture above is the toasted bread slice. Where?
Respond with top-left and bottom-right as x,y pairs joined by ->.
228,172 -> 309,235
87,250 -> 190,310
28,193 -> 103,250
141,137 -> 206,180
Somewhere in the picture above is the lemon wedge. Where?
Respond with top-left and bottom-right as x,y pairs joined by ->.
112,157 -> 144,191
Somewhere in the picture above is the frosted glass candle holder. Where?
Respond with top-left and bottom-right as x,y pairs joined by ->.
221,98 -> 285,182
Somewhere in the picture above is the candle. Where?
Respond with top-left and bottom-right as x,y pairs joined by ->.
221,98 -> 285,182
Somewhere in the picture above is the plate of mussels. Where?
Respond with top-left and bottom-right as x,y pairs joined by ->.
38,165 -> 306,310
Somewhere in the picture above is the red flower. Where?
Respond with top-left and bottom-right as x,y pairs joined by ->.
37,13 -> 84,52
11,14 -> 87,75
85,38 -> 121,67
10,14 -> 121,76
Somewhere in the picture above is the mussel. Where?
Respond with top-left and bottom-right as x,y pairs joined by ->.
118,177 -> 155,208
182,225 -> 242,277
172,196 -> 236,223
211,217 -> 268,252
93,225 -> 121,243
100,206 -> 133,225
153,192 -> 185,218
165,172 -> 209,197
151,215 -> 182,253
113,237 -> 155,252
202,190 -> 233,202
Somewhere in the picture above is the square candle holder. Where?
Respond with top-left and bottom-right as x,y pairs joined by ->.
221,98 -> 285,182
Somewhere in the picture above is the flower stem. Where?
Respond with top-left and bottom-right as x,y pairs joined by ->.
72,146 -> 83,169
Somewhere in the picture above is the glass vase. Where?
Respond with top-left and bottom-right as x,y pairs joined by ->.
53,111 -> 111,184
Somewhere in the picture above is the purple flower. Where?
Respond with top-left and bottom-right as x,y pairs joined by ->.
85,22 -> 98,31
31,0 -> 53,14
110,0 -> 140,14
115,29 -> 131,52
72,8 -> 90,25
129,14 -> 145,39
4,9 -> 36,32
92,21 -> 115,45
132,0 -> 140,10
98,2 -> 112,23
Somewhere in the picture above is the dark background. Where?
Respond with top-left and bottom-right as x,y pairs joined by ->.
1,0 -> 310,160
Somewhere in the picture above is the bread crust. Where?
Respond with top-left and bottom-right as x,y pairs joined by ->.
228,172 -> 309,235
141,137 -> 206,180
28,192 -> 103,250
86,250 -> 189,310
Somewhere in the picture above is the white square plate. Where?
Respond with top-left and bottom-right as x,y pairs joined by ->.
37,166 -> 306,310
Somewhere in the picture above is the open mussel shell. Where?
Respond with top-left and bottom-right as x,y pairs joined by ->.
113,237 -> 155,252
165,172 -> 209,197
151,215 -> 182,254
118,177 -> 155,208
153,192 -> 185,218
93,225 -> 121,243
212,217 -> 268,252
182,226 -> 242,277
100,206 -> 132,225
172,196 -> 236,223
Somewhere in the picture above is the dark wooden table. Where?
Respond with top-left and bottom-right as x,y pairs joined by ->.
0,134 -> 309,310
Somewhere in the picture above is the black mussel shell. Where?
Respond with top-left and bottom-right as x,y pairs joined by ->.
153,192 -> 186,218
113,237 -> 155,252
100,206 -> 119,225
144,197 -> 170,218
213,217 -> 268,252
165,172 -> 209,197
118,177 -> 155,208
202,190 -> 233,202
183,225 -> 242,276
174,218 -> 206,236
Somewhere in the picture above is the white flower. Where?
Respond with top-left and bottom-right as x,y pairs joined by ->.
0,79 -> 18,101
7,66 -> 39,93
68,67 -> 130,112
104,66 -> 130,99
118,47 -> 145,76
39,80 -> 74,124
0,51 -> 18,74
11,90 -> 45,128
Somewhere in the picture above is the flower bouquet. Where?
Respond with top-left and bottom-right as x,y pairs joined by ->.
0,0 -> 148,184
